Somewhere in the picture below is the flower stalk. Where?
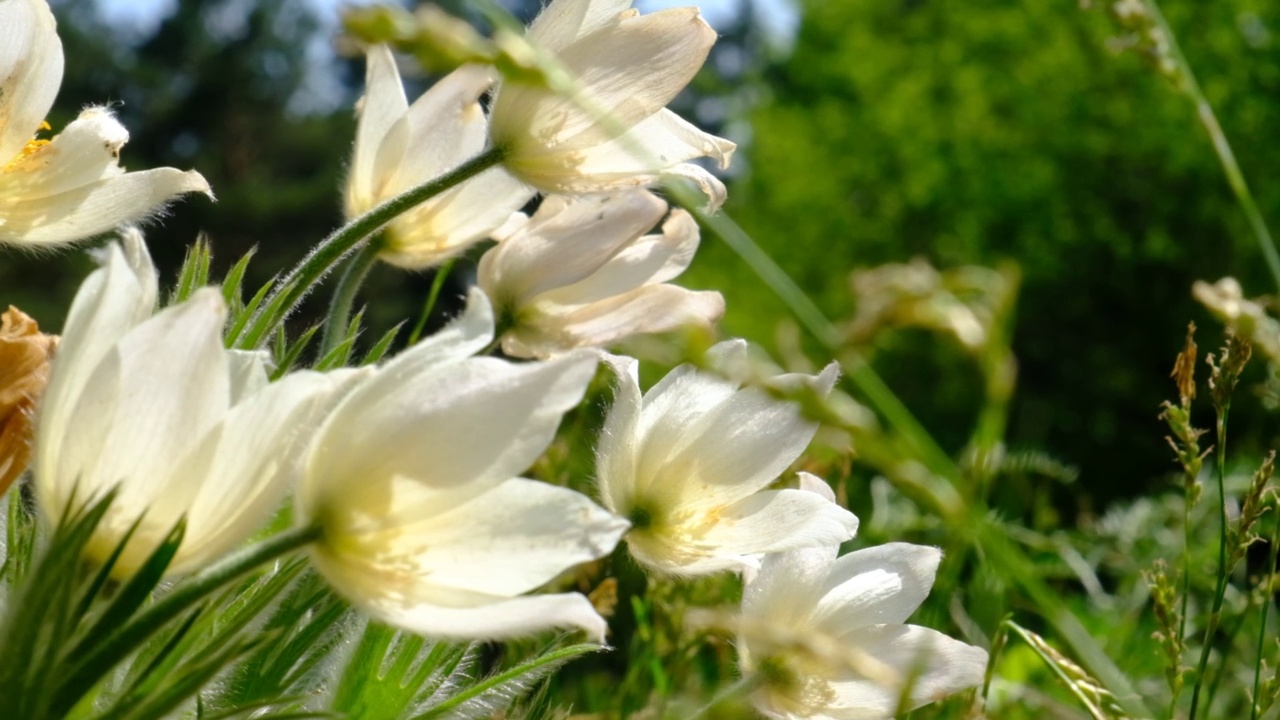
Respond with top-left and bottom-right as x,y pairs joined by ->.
237,146 -> 505,348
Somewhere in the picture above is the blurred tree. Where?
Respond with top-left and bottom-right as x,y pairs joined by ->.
690,0 -> 1280,502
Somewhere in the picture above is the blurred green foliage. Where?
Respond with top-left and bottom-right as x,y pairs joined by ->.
688,0 -> 1280,501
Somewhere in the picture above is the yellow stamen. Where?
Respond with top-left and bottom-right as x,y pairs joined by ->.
4,121 -> 54,171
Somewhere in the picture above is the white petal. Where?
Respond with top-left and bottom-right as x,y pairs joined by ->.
68,290 -> 228,511
813,544 -> 942,631
547,285 -> 723,347
0,0 -> 62,163
630,364 -> 737,492
347,44 -> 408,215
798,470 -> 837,504
527,0 -> 634,51
823,624 -> 987,717
659,382 -> 824,512
0,108 -> 212,245
481,191 -> 666,305
389,64 -> 494,194
699,488 -> 858,558
543,207 -> 699,305
35,237 -> 158,511
368,286 -> 494,378
226,349 -> 271,403
173,369 -> 353,573
596,353 -> 643,516
492,8 -> 714,158
305,348 -> 598,514
742,546 -> 838,622
558,111 -> 735,205
355,590 -> 612,643
355,477 -> 627,598
381,166 -> 532,269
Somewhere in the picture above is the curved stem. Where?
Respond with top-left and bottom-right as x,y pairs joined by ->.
408,259 -> 457,346
320,238 -> 383,356
238,146 -> 506,348
1141,0 -> 1280,293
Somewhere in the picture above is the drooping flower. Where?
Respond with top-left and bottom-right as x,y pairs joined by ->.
347,45 -> 532,269
488,0 -> 736,207
0,306 -> 56,495
296,291 -> 629,642
596,342 -> 858,576
34,229 -> 354,578
0,0 -> 211,247
477,189 -> 723,358
739,543 -> 989,719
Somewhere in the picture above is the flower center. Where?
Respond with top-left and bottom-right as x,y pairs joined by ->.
4,122 -> 53,171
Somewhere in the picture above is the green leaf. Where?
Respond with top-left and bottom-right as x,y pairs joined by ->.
328,621 -> 474,720
221,249 -> 259,312
412,642 -> 603,720
172,237 -> 213,305
360,323 -> 403,366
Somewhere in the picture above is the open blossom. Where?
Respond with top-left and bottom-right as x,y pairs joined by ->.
0,306 -> 56,495
0,0 -> 210,247
347,45 -> 532,269
596,342 -> 858,576
34,230 -> 354,578
488,0 -> 736,207
297,291 -> 629,642
739,543 -> 989,719
478,189 -> 723,358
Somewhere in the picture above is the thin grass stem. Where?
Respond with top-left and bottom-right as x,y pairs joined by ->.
1140,0 -> 1280,293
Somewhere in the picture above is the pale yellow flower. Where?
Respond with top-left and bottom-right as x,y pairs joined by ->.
478,189 -> 723,358
347,45 -> 532,268
489,0 -> 736,207
35,230 -> 354,577
597,342 -> 858,576
0,0 -> 210,247
298,292 -> 629,642
740,543 -> 989,719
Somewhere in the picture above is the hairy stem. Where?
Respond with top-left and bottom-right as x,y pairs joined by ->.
238,146 -> 505,348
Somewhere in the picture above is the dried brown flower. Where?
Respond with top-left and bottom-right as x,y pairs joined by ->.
0,306 -> 57,495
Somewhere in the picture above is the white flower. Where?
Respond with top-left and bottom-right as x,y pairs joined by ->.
488,0 -> 736,207
0,0 -> 210,247
296,291 -> 629,642
347,45 -> 532,269
477,189 -> 723,358
596,341 -> 858,576
34,230 -> 353,578
739,543 -> 989,719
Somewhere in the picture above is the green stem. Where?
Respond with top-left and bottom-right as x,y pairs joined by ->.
1141,0 -> 1280,293
239,147 -> 506,348
320,238 -> 383,356
1189,408 -> 1231,720
57,524 -> 323,705
1251,512 -> 1280,720
407,259 -> 457,345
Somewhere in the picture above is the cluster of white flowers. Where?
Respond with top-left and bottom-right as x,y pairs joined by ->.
1,0 -> 987,716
